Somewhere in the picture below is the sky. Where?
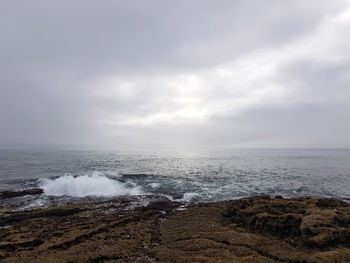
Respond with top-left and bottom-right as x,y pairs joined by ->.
1,0 -> 350,150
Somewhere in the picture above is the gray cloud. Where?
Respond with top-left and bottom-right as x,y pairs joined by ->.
1,0 -> 350,149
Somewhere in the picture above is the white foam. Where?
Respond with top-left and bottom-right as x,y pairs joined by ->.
149,183 -> 160,188
181,192 -> 199,202
19,198 -> 45,211
39,172 -> 143,197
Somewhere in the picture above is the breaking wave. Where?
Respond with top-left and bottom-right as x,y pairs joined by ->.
39,172 -> 144,197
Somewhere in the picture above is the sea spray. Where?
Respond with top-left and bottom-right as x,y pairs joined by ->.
39,172 -> 144,197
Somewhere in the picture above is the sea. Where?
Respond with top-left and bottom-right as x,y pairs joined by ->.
0,148 -> 349,210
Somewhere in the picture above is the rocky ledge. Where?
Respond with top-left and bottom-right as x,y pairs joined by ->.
0,188 -> 43,199
0,196 -> 349,262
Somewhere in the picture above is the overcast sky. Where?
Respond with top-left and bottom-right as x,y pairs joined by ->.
1,0 -> 350,150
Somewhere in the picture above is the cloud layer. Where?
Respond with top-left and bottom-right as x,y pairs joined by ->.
1,0 -> 350,149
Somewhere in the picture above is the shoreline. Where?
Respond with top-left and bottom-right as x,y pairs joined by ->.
1,187 -> 350,211
0,195 -> 349,262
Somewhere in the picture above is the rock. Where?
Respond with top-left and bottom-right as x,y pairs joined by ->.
146,200 -> 183,211
0,188 -> 43,199
0,196 -> 349,262
226,196 -> 350,249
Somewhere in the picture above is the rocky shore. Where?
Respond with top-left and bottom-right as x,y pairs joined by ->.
0,195 -> 349,262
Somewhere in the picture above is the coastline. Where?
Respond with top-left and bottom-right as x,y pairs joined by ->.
0,195 -> 349,262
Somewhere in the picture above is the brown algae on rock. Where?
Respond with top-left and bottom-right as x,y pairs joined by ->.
0,196 -> 349,262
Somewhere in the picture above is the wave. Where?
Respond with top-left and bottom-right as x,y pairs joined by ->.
181,192 -> 199,202
39,172 -> 144,197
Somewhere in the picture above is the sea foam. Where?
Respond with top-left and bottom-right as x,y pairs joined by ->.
39,172 -> 143,197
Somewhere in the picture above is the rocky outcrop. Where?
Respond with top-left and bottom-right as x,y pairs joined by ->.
0,188 -> 43,199
0,196 -> 349,262
226,196 -> 350,249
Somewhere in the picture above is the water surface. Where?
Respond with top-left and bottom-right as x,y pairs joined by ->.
0,148 -> 349,209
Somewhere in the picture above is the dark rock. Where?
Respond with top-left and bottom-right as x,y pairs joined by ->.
0,188 -> 43,199
146,200 -> 183,211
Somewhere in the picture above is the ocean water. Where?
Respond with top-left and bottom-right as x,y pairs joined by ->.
0,148 -> 349,209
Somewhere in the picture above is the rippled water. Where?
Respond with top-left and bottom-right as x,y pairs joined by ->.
0,148 -> 349,209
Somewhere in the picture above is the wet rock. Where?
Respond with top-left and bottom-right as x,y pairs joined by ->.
146,200 -> 183,212
0,188 -> 43,199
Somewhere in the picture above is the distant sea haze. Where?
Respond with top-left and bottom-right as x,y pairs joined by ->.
0,148 -> 349,210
